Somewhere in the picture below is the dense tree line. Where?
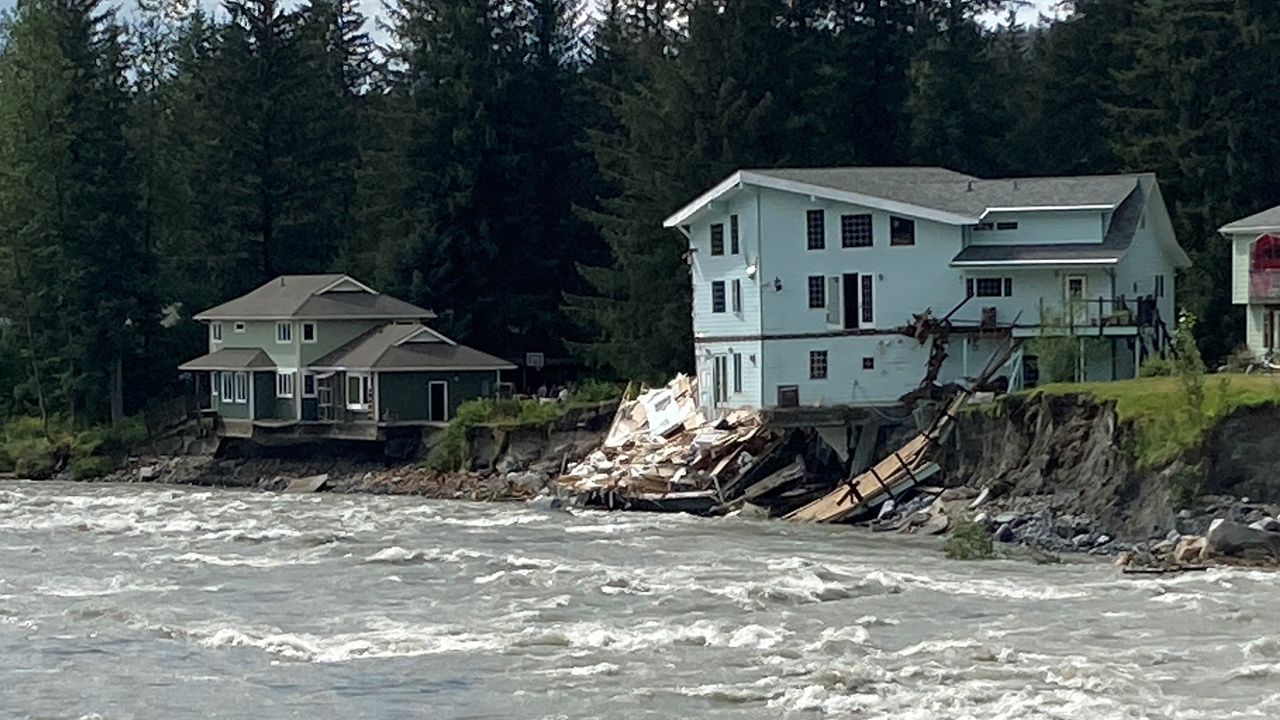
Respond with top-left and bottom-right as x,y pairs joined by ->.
1,0 -> 1278,425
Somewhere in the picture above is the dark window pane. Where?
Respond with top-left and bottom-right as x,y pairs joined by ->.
809,350 -> 828,380
710,224 -> 724,255
975,278 -> 1004,297
890,216 -> 915,246
712,281 -> 726,312
996,221 -> 1019,231
807,210 -> 825,250
861,275 -> 874,324
841,214 -> 873,248
1004,278 -> 1013,297
808,275 -> 826,309
730,215 -> 740,254
862,357 -> 874,370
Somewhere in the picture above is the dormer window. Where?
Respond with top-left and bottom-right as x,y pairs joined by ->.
276,322 -> 292,343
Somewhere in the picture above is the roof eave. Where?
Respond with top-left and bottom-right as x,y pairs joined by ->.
1220,224 -> 1280,235
192,312 -> 436,322
662,170 -> 982,229
979,204 -> 1117,219
950,258 -> 1120,268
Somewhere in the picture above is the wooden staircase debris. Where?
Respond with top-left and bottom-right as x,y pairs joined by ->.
786,339 -> 1022,524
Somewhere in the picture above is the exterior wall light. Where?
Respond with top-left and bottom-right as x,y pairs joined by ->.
773,277 -> 783,292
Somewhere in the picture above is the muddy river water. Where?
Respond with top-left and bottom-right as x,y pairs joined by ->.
1,481 -> 1278,719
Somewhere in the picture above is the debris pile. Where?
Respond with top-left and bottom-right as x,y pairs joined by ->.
554,375 -> 842,515
1117,517 -> 1280,574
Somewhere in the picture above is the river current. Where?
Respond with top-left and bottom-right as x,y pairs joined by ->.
1,482 -> 1278,719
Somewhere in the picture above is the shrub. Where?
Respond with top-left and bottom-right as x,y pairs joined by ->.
944,520 -> 996,560
1029,336 -> 1080,384
1139,356 -> 1176,377
69,455 -> 120,481
570,380 -> 623,405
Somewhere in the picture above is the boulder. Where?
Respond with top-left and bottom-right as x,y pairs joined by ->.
940,486 -> 979,502
507,471 -> 548,493
284,474 -> 329,494
994,523 -> 1015,543
1173,536 -> 1207,564
137,465 -> 158,482
1250,517 -> 1280,533
1202,519 -> 1280,560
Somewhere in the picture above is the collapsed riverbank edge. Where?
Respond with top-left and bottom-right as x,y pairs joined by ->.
17,383 -> 1280,566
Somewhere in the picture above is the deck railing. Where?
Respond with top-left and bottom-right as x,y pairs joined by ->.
1033,295 -> 1160,331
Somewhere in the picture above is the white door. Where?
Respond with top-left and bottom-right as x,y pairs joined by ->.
1065,275 -> 1088,326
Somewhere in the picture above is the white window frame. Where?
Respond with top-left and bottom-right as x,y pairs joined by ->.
211,371 -> 220,399
276,322 -> 292,344
233,371 -> 249,403
302,373 -> 316,398
234,321 -> 246,333
276,369 -> 295,399
211,322 -> 223,343
220,371 -> 234,401
346,374 -> 371,411
301,322 -> 317,344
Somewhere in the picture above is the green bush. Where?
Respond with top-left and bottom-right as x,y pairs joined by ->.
68,455 -> 120,481
570,380 -> 623,405
1139,356 -> 1175,377
11,437 -> 59,479
425,399 -> 497,472
944,520 -> 996,560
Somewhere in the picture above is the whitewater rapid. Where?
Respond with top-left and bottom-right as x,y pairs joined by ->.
1,481 -> 1278,719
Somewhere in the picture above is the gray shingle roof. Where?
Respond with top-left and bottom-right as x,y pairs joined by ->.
749,167 -> 1143,218
1221,204 -> 1280,233
194,275 -> 435,321
311,323 -> 515,371
178,348 -> 276,371
951,181 -> 1147,266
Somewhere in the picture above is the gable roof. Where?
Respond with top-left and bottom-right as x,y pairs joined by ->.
310,323 -> 516,372
193,275 -> 435,321
663,167 -> 1146,229
1221,205 -> 1280,234
178,348 -> 276,371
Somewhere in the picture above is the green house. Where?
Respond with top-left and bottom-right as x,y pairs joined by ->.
179,275 -> 515,439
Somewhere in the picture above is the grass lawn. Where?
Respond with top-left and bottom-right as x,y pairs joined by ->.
1027,374 -> 1280,468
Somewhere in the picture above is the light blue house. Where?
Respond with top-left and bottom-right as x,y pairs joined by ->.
664,168 -> 1190,411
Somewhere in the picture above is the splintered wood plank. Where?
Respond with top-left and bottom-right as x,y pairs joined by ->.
786,393 -> 967,524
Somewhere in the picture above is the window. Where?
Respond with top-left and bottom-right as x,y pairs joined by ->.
863,357 -> 875,370
1154,275 -> 1166,298
710,223 -> 725,256
303,373 -> 316,398
890,216 -> 915,246
808,275 -> 826,309
234,322 -> 246,333
276,370 -> 295,398
731,279 -> 742,313
809,350 -> 828,380
974,222 -> 994,232
233,372 -> 248,403
968,277 -> 1013,298
301,322 -> 316,344
732,353 -> 743,393
861,275 -> 874,325
211,322 -> 223,342
806,209 -> 825,250
346,375 -> 371,410
841,214 -> 873,248
711,281 -> 726,313
276,322 -> 292,343
220,371 -> 233,401
211,371 -> 220,398
996,221 -> 1019,231
730,215 -> 740,254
